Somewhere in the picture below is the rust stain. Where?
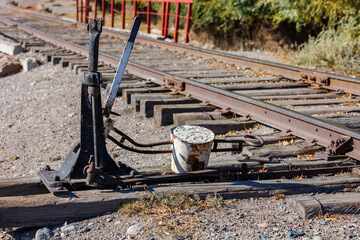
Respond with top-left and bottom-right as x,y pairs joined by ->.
187,155 -> 204,171
186,143 -> 210,171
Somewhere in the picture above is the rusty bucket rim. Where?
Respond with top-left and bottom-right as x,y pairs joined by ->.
170,125 -> 215,145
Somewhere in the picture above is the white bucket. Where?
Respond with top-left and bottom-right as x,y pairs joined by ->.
171,125 -> 215,173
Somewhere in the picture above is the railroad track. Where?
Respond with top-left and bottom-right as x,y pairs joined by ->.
1,6 -> 360,227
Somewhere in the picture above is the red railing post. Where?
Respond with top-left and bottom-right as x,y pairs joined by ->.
110,0 -> 114,27
161,2 -> 165,36
184,2 -> 192,43
102,0 -> 105,25
121,0 -> 125,29
80,0 -> 83,22
163,2 -> 170,38
93,0 -> 97,18
133,0 -> 137,17
147,1 -> 151,33
86,0 -> 192,43
174,2 -> 180,42
76,0 -> 79,22
85,0 -> 89,23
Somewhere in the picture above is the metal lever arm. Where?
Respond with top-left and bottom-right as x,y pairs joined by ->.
103,16 -> 141,117
107,127 -> 264,155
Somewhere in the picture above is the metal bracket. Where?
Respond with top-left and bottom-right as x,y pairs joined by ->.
300,71 -> 330,87
38,166 -> 70,196
163,76 -> 185,91
327,136 -> 353,155
315,136 -> 353,160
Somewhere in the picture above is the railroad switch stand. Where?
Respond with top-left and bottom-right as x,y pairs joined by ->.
38,17 -> 264,196
38,18 -> 136,194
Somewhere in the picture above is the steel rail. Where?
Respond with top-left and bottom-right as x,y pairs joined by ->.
1,16 -> 360,160
2,5 -> 360,95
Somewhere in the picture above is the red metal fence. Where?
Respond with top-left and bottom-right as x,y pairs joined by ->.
75,0 -> 193,43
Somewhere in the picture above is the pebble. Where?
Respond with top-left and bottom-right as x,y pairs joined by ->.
61,224 -> 76,232
104,215 -> 114,221
220,226 -> 228,231
79,227 -> 90,233
35,227 -> 53,240
287,229 -> 305,239
126,224 -> 142,237
261,234 -> 269,239
313,236 -> 323,240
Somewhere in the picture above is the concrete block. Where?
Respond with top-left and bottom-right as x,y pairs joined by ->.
0,40 -> 23,56
140,98 -> 201,118
122,87 -> 169,103
20,57 -> 39,72
154,103 -> 217,126
173,111 -> 226,126
131,93 -> 176,111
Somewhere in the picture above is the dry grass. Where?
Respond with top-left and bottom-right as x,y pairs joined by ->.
293,18 -> 360,77
119,192 -> 222,238
120,192 -> 222,216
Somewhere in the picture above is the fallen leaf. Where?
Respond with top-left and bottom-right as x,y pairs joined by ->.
275,195 -> 284,200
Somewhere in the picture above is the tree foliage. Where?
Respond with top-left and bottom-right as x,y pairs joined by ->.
192,0 -> 360,33
260,0 -> 360,31
192,0 -> 263,33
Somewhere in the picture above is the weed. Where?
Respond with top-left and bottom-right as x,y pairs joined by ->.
120,192 -> 222,217
35,77 -> 51,83
119,192 -> 222,237
293,18 -> 360,76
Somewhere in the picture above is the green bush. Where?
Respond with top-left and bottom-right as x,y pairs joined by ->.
191,0 -> 360,75
192,0 -> 360,33
192,0 -> 263,33
260,0 -> 360,31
